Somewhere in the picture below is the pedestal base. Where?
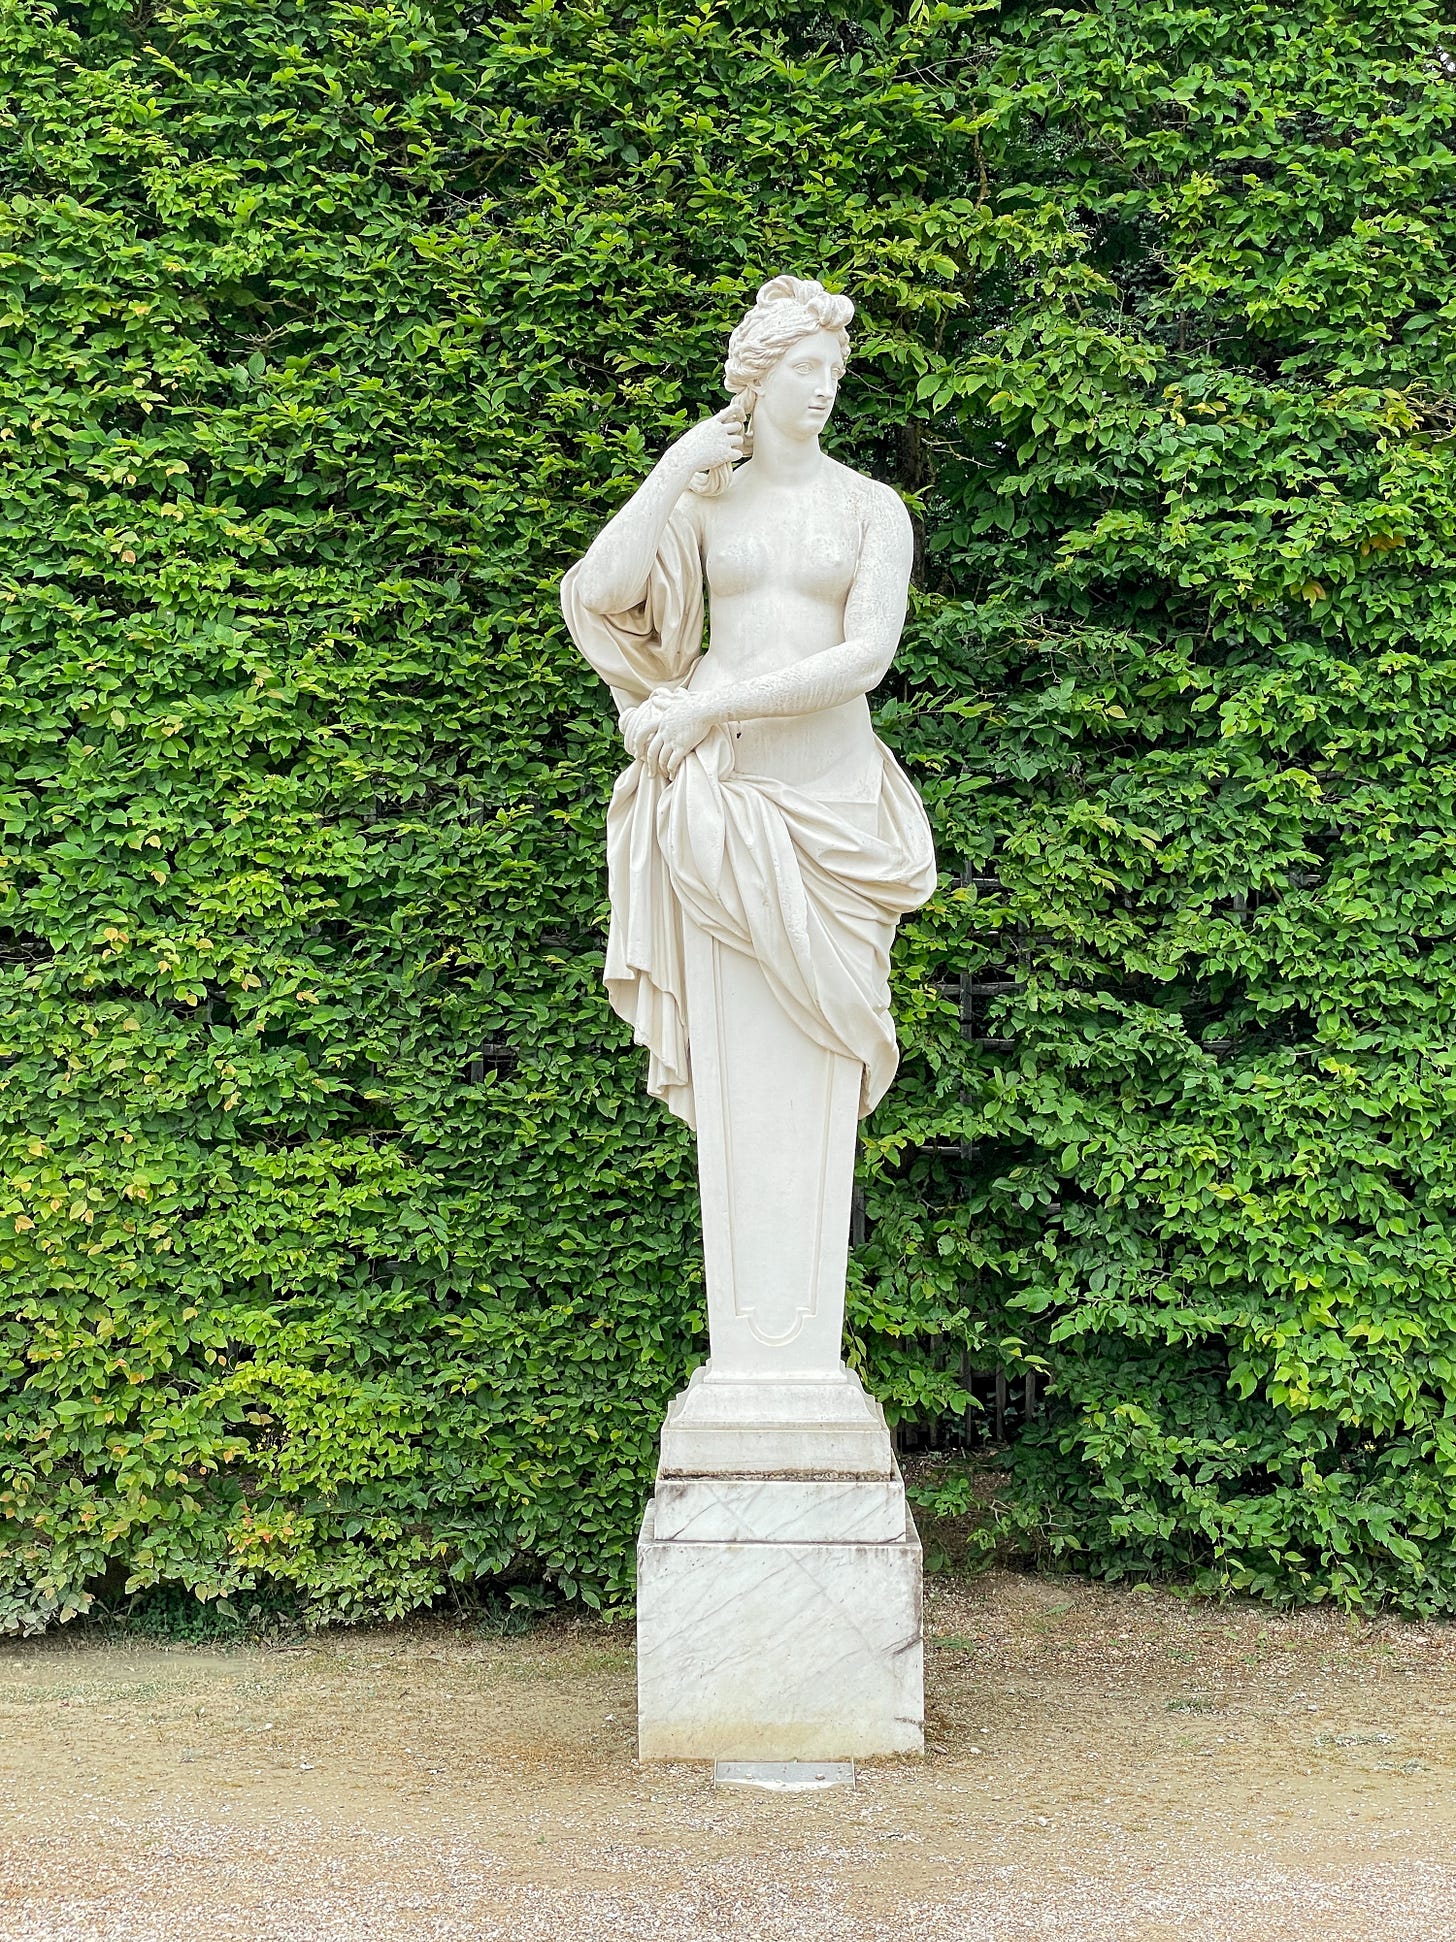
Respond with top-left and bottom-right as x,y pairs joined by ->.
636,1475 -> 924,1762
659,1364 -> 897,1477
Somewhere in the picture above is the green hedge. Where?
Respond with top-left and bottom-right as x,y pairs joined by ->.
2,0 -> 1455,1629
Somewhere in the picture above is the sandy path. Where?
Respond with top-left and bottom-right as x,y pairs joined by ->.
3,1571 -> 1455,1941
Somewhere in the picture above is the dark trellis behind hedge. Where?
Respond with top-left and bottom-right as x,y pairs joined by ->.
2,0 -> 1455,1628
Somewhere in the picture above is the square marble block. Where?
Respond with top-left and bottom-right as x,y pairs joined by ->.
636,1499 -> 924,1762
653,1475 -> 906,1543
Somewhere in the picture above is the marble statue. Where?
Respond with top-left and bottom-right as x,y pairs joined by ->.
562,277 -> 933,1763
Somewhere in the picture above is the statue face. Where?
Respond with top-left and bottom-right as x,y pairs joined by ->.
753,327 -> 845,443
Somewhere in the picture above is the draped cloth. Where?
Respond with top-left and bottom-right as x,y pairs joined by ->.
561,508 -> 937,1130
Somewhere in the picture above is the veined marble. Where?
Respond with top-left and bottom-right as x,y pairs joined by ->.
653,1474 -> 907,1544
636,1501 -> 923,1762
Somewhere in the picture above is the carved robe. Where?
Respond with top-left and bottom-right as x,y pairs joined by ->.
561,505 -> 936,1130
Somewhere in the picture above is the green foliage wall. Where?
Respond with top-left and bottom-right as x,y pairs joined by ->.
2,0 -> 1455,1630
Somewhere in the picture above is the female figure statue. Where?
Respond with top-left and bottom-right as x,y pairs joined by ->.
562,277 -> 935,1412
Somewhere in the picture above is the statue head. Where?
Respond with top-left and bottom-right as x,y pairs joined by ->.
694,275 -> 854,495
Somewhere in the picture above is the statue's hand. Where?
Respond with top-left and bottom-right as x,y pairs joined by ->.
643,689 -> 717,780
619,695 -> 665,763
665,397 -> 747,479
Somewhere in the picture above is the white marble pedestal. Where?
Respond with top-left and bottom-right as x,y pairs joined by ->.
636,1366 -> 924,1761
635,924 -> 924,1762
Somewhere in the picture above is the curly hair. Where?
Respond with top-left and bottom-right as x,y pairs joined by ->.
692,275 -> 853,496
723,275 -> 854,394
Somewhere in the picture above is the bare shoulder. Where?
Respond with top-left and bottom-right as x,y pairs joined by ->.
826,459 -> 911,539
672,484 -> 713,557
675,485 -> 708,532
682,465 -> 753,533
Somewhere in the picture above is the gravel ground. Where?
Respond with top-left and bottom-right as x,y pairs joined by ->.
3,1570 -> 1455,1941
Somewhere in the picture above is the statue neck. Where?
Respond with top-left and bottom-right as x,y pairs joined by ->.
748,415 -> 825,486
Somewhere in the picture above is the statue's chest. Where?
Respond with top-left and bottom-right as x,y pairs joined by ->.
705,502 -> 860,604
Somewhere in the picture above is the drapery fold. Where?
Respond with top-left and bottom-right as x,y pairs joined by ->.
562,506 -> 936,1129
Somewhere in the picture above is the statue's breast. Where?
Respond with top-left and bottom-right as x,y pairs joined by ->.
704,502 -> 860,606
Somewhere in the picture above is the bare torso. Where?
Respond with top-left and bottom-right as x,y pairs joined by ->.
684,458 -> 885,799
